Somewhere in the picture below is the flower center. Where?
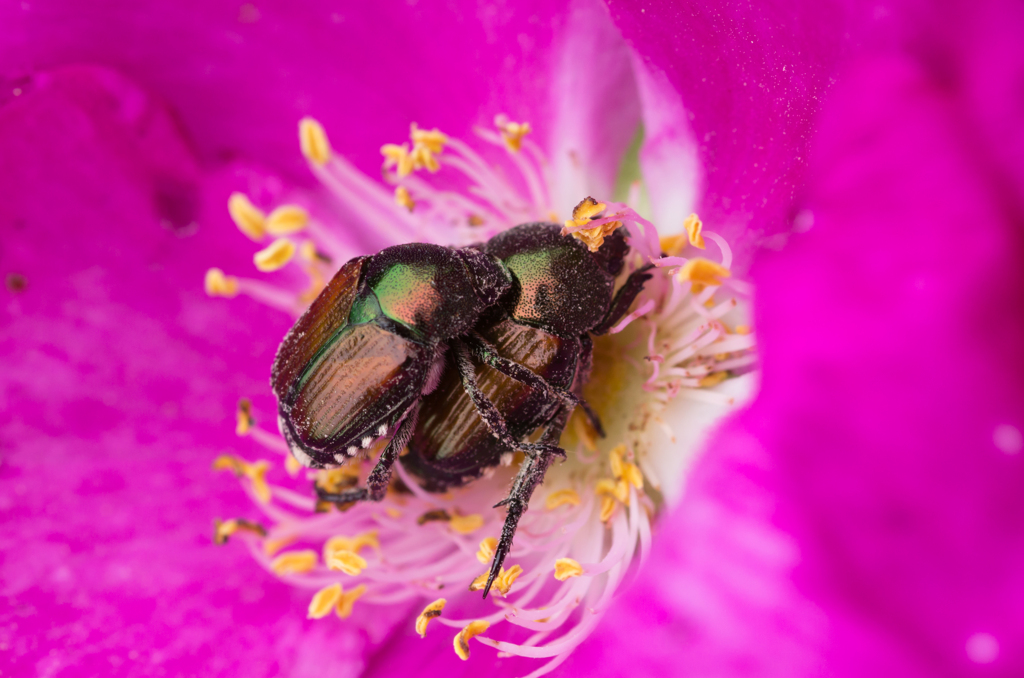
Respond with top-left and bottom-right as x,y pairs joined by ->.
205,115 -> 755,675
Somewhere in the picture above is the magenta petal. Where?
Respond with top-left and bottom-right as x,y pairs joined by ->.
548,0 -> 641,215
609,0 -> 854,253
0,65 -> 375,676
567,9 -> 1024,676
0,0 -> 572,182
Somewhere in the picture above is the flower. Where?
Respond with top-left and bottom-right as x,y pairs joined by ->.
205,69 -> 755,673
3,1 -> 1022,677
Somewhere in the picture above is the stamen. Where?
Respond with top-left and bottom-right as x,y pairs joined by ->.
270,550 -> 318,575
253,238 -> 297,272
299,117 -> 331,167
262,536 -> 296,556
677,257 -> 731,294
545,489 -> 581,510
563,196 -> 622,252
494,564 -> 523,596
410,124 -> 447,154
449,513 -> 484,535
394,186 -> 415,212
204,268 -> 239,298
416,598 -> 447,637
336,584 -> 367,619
476,537 -> 498,564
553,558 -> 583,581
698,372 -> 729,388
323,531 -> 380,558
494,114 -> 531,152
228,192 -> 267,241
381,143 -> 415,178
454,621 -> 490,660
213,518 -> 266,545
327,549 -> 368,575
235,398 -> 254,435
308,583 -> 343,619
684,213 -> 705,249
266,205 -> 309,235
212,455 -> 271,503
659,233 -> 688,257
410,143 -> 440,173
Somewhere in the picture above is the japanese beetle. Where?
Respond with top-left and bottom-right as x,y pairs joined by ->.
276,223 -> 652,598
272,242 -> 512,499
405,223 -> 653,595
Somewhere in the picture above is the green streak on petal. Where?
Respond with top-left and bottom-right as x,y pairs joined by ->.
612,124 -> 650,218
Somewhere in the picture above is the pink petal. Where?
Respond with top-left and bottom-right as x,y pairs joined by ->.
0,65 -> 373,676
608,0 -> 856,257
567,1 -> 1024,674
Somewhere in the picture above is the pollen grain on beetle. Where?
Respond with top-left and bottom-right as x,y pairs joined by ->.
207,114 -> 756,675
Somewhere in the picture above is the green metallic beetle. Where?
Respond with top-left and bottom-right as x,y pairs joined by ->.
273,222 -> 652,597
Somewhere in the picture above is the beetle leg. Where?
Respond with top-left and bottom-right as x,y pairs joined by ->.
483,405 -> 571,598
316,404 -> 420,505
590,263 -> 656,335
451,339 -> 567,459
466,332 -> 605,438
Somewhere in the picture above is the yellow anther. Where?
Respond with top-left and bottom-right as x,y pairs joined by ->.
266,205 -> 309,235
677,258 -> 731,294
734,324 -> 751,335
623,462 -> 644,490
336,584 -> 367,619
327,549 -> 368,576
568,196 -> 606,224
545,489 -> 582,510
249,461 -> 271,503
324,531 -> 379,562
410,123 -> 447,154
284,454 -> 302,477
553,558 -> 584,581
270,549 -> 318,575
262,535 -> 296,556
308,583 -> 343,619
381,143 -> 415,178
494,114 -> 531,152
659,233 -> 689,257
253,238 -> 297,272
467,214 -> 485,227
212,454 -> 245,474
454,621 -> 489,661
565,196 -> 621,252
204,268 -> 239,298
212,456 -> 271,503
227,192 -> 266,241
394,186 -> 415,212
476,537 -> 498,564
468,572 -> 489,592
493,564 -> 523,596
410,142 -> 440,173
384,507 -> 402,519
609,444 -> 627,479
415,598 -> 447,638
235,398 -> 254,436
299,117 -> 331,167
213,518 -> 266,545
699,372 -> 729,388
449,513 -> 484,535
684,213 -> 706,249
599,495 -> 616,523
595,477 -> 618,498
